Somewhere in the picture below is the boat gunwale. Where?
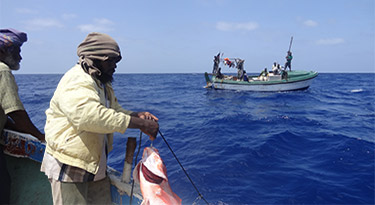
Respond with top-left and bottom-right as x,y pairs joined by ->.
1,129 -> 143,204
212,85 -> 311,91
212,71 -> 318,86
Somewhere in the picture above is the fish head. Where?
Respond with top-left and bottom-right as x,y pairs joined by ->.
141,147 -> 168,183
133,146 -> 182,205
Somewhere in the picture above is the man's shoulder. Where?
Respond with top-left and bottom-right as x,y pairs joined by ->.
64,64 -> 90,79
59,64 -> 96,86
0,62 -> 15,81
0,62 -> 11,72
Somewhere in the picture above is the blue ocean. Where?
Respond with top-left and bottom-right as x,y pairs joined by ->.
15,72 -> 374,204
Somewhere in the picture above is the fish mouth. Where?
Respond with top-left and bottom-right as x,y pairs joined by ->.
141,164 -> 164,184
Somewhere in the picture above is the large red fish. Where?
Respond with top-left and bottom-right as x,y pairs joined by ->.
133,147 -> 182,205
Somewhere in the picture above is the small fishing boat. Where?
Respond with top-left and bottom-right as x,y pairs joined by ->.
205,69 -> 318,92
205,52 -> 318,92
1,129 -> 143,204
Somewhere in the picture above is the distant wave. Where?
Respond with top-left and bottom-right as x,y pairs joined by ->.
351,89 -> 363,93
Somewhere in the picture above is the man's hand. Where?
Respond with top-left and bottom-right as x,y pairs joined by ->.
136,112 -> 159,122
140,119 -> 159,141
128,112 -> 159,141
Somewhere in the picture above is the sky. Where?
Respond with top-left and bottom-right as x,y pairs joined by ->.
0,0 -> 374,74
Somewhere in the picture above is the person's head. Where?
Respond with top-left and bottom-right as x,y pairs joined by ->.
77,32 -> 122,84
0,28 -> 27,71
92,56 -> 121,83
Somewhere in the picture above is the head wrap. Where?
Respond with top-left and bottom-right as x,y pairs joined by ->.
0,28 -> 27,49
77,32 -> 121,77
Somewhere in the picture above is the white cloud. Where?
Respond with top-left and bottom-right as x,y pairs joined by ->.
16,8 -> 38,15
62,13 -> 77,20
216,21 -> 258,31
78,18 -> 115,33
24,18 -> 63,30
316,38 -> 345,45
303,20 -> 318,27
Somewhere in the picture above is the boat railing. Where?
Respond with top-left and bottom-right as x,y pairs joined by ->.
1,129 -> 143,204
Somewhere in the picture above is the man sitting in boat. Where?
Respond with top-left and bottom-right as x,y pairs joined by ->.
259,68 -> 269,81
243,70 -> 249,81
0,29 -> 45,141
0,28 -> 45,204
216,67 -> 224,79
281,70 -> 288,80
272,62 -> 281,75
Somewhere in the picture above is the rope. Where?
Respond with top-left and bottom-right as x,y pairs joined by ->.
158,130 -> 209,205
129,131 -> 143,205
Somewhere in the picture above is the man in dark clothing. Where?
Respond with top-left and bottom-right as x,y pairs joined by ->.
236,58 -> 245,80
216,67 -> 224,79
212,52 -> 220,74
284,51 -> 293,71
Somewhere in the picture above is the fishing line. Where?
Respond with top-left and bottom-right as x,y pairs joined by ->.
130,130 -> 209,204
129,131 -> 142,205
158,130 -> 209,205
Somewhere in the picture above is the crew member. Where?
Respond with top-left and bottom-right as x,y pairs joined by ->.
284,51 -> 293,71
0,28 -> 45,204
41,32 -> 159,204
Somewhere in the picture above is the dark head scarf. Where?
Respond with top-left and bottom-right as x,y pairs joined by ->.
0,28 -> 27,49
77,32 -> 121,78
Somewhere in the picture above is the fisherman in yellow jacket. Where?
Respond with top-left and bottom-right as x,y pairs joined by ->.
41,32 -> 159,204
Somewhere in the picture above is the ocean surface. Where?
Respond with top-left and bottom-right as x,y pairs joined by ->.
15,73 -> 374,204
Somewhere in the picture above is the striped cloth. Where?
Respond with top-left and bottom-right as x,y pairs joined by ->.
41,150 -> 107,182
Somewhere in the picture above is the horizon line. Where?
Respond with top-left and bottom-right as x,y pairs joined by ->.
13,71 -> 375,75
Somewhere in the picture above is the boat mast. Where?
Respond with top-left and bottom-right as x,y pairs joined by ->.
288,36 -> 293,52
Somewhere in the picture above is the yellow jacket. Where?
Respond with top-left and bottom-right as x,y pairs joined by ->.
45,64 -> 132,174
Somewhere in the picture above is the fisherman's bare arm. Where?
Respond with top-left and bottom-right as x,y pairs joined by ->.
5,110 -> 45,142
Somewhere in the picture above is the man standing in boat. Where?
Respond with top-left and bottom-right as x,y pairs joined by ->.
41,32 -> 159,204
0,28 -> 45,204
235,58 -> 245,80
212,52 -> 220,74
284,51 -> 293,71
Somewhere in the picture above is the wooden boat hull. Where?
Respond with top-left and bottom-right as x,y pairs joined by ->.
207,70 -> 318,92
1,129 -> 142,204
